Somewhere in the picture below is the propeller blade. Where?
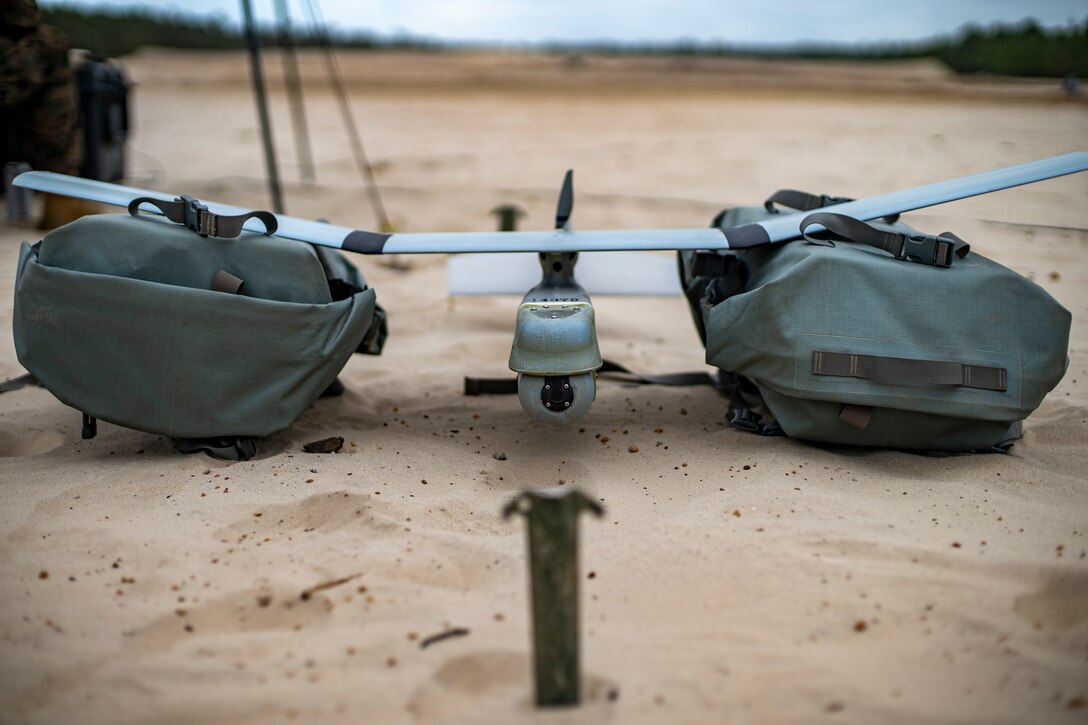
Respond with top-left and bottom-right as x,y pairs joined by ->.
555,169 -> 574,230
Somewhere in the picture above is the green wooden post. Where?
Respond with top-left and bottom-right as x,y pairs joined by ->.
503,487 -> 604,707
491,204 -> 527,232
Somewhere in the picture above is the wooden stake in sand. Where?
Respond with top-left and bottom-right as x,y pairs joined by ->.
503,487 -> 604,707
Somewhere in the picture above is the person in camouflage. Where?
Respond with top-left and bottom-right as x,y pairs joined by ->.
1,0 -> 95,227
0,0 -> 81,175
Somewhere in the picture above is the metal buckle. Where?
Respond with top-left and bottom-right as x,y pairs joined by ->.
899,233 -> 956,267
178,194 -> 216,237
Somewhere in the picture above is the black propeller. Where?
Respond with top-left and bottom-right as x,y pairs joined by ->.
555,169 -> 574,230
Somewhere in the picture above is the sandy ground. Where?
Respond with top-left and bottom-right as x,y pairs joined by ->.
1,49 -> 1087,724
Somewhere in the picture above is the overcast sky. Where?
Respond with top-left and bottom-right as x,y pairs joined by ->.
39,0 -> 1088,45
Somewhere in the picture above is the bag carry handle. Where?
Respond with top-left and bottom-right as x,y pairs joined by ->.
128,195 -> 277,238
765,188 -> 900,224
812,350 -> 1006,392
766,189 -> 852,213
800,211 -> 970,267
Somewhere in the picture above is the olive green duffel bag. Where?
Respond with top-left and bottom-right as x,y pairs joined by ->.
12,204 -> 385,459
681,194 -> 1070,453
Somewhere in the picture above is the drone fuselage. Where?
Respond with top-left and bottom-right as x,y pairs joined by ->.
508,252 -> 601,424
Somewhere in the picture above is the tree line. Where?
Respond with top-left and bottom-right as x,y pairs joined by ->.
40,5 -> 1087,79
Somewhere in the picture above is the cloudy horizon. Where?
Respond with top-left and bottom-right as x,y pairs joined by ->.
38,0 -> 1087,47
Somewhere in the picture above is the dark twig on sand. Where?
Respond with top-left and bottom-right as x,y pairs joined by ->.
300,573 -> 360,600
419,627 -> 470,649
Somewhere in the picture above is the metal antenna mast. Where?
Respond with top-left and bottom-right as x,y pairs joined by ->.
273,0 -> 316,182
239,0 -> 285,213
301,0 -> 392,234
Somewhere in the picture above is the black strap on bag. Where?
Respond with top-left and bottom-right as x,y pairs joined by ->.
678,247 -> 750,346
598,363 -> 785,436
812,350 -> 1007,391
311,245 -> 388,357
1,374 -> 96,440
722,371 -> 782,436
462,359 -> 786,435
766,189 -> 852,213
800,212 -> 970,267
596,360 -> 722,387
463,359 -> 722,396
0,376 -> 92,436
765,188 -> 900,224
128,195 -> 278,238
464,377 -> 519,395
0,373 -> 39,393
175,436 -> 258,461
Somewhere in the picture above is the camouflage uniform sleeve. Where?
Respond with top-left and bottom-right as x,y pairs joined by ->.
0,30 -> 47,108
0,22 -> 81,175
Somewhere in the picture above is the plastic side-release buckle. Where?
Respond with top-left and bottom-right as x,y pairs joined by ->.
728,409 -> 762,432
128,195 -> 277,237
179,194 -> 216,237
899,233 -> 958,267
728,408 -> 782,436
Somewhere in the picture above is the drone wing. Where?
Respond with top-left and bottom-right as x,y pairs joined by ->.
12,170 -> 724,253
14,151 -> 1087,254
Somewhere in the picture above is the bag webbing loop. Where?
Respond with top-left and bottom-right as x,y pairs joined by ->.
128,195 -> 277,238
812,350 -> 1007,391
800,212 -> 969,267
764,188 -> 900,224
